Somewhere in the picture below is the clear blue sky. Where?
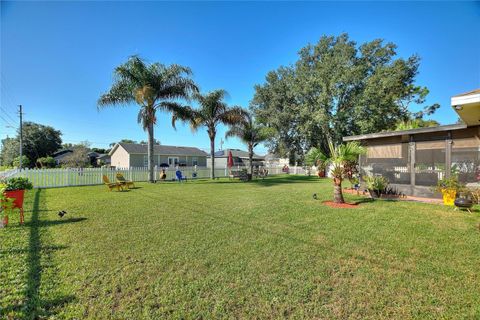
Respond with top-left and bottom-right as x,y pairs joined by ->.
1,1 -> 479,154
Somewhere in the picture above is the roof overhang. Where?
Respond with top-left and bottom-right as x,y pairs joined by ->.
343,123 -> 467,141
451,89 -> 480,126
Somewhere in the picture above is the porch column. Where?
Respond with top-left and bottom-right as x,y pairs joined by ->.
409,135 -> 416,189
445,131 -> 452,179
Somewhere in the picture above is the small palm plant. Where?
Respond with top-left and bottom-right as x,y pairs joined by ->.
177,90 -> 246,179
98,56 -> 198,182
305,147 -> 328,176
225,112 -> 273,179
306,141 -> 365,203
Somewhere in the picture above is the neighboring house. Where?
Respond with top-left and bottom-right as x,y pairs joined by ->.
343,89 -> 480,197
52,149 -> 73,165
264,153 -> 290,167
109,143 -> 208,168
97,154 -> 111,165
87,151 -> 100,166
207,149 -> 265,168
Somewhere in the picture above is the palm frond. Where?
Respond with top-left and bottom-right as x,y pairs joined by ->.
97,80 -> 135,109
159,102 -> 193,129
218,107 -> 247,126
305,147 -> 329,167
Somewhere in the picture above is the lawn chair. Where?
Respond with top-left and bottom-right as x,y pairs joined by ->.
116,173 -> 135,189
158,169 -> 167,182
175,170 -> 187,182
103,175 -> 124,191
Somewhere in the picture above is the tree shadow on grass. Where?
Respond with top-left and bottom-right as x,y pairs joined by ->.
2,189 -> 78,319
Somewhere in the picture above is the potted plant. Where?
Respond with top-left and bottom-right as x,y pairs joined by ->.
0,187 -> 17,227
2,177 -> 33,222
434,175 -> 461,206
364,175 -> 389,199
305,148 -> 328,178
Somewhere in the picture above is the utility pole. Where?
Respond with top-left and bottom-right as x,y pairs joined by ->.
18,105 -> 23,170
219,138 -> 224,151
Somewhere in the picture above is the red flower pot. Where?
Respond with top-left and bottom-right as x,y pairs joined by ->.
4,190 -> 25,209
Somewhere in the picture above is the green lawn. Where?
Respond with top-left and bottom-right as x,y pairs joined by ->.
1,175 -> 480,319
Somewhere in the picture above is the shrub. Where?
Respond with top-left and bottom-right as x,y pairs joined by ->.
433,175 -> 462,193
2,177 -> 33,191
364,175 -> 389,192
12,155 -> 30,168
36,156 -> 56,168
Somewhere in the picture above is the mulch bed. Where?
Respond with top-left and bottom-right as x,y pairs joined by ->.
322,201 -> 359,208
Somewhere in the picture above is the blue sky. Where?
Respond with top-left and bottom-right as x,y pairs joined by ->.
1,1 -> 479,155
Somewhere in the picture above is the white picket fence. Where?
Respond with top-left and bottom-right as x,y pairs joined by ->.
0,165 -> 313,189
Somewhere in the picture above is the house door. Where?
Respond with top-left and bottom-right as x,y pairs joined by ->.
168,157 -> 179,167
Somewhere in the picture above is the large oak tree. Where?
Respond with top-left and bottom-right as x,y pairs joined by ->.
251,34 -> 439,159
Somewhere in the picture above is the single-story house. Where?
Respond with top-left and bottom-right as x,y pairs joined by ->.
96,154 -> 111,166
343,89 -> 480,197
52,149 -> 73,165
109,143 -> 208,168
207,149 -> 264,168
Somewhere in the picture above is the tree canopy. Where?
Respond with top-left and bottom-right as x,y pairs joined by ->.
251,34 -> 439,160
0,122 -> 62,167
98,55 -> 198,182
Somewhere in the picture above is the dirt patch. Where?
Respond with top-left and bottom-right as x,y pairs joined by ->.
322,201 -> 359,208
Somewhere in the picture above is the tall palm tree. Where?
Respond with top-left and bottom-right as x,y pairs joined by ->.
98,56 -> 198,182
176,90 -> 245,179
307,141 -> 365,203
225,112 -> 272,179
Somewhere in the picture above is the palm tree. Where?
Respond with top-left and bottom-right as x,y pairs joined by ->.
225,112 -> 272,180
98,56 -> 198,182
177,90 -> 245,179
307,141 -> 365,203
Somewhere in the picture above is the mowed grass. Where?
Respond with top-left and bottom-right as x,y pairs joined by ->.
1,175 -> 480,319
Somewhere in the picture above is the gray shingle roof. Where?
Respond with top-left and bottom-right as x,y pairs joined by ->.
118,143 -> 207,156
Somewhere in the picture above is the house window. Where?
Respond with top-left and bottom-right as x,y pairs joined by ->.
192,157 -> 198,166
143,155 -> 148,167
168,157 -> 179,166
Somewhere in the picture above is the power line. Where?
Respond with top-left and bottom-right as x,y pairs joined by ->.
0,106 -> 17,124
0,114 -> 16,128
0,73 -> 22,124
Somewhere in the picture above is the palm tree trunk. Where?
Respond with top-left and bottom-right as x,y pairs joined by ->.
147,122 -> 155,183
333,178 -> 344,203
210,135 -> 215,179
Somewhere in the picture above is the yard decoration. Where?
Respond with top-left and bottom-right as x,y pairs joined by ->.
307,141 -> 366,204
2,177 -> 33,225
434,175 -> 462,206
454,192 -> 473,213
